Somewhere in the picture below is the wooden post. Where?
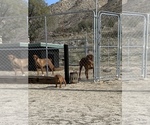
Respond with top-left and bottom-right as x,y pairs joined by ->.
64,44 -> 69,84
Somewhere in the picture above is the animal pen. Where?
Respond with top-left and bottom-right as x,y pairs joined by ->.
0,10 -> 150,83
0,10 -> 94,83
94,11 -> 150,81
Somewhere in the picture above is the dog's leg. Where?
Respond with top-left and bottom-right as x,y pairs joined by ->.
51,68 -> 54,75
79,65 -> 83,80
13,68 -> 17,76
55,76 -> 58,88
64,79 -> 66,86
48,60 -> 54,75
20,66 -> 25,76
36,68 -> 40,76
41,67 -> 44,76
50,65 -> 54,75
93,68 -> 94,77
59,81 -> 62,88
56,82 -> 57,88
85,69 -> 89,79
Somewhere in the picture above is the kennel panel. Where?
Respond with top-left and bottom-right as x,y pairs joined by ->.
46,11 -> 94,81
96,12 -> 121,81
0,48 -> 28,75
28,47 -> 64,77
121,13 -> 146,79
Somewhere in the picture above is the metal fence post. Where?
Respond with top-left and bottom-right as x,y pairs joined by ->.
93,10 -> 96,82
64,44 -> 69,84
45,16 -> 48,76
93,0 -> 99,82
118,14 -> 122,79
145,14 -> 149,78
143,15 -> 147,78
85,32 -> 88,55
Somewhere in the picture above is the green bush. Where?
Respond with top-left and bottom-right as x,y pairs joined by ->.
107,20 -> 115,27
78,20 -> 93,32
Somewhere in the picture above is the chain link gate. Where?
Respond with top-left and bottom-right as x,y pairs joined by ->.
94,11 -> 121,81
94,11 -> 148,81
121,12 -> 147,80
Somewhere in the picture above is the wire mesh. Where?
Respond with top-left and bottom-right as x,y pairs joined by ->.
0,11 -> 94,82
95,12 -> 149,81
0,47 -> 28,76
46,11 -> 94,81
121,13 -> 146,79
0,16 -> 28,83
98,12 -> 120,80
29,16 -> 46,43
1,11 -> 149,82
0,16 -> 28,43
28,47 -> 64,77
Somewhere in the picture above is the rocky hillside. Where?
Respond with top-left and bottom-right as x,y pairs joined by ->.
49,0 -> 108,14
49,0 -> 150,14
47,0 -> 150,43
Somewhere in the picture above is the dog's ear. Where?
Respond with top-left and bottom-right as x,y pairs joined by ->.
8,55 -> 14,60
12,55 -> 15,59
33,55 -> 36,59
33,55 -> 38,60
87,54 -> 93,60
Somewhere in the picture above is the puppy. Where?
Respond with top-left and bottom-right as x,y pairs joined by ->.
33,54 -> 55,76
79,54 -> 94,80
55,74 -> 66,88
8,54 -> 28,76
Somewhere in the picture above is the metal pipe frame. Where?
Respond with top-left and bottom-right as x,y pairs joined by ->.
96,11 -> 121,81
121,12 -> 147,79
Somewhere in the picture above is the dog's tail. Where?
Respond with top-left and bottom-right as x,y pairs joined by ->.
47,59 -> 64,71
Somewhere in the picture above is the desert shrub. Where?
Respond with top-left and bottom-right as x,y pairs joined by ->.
107,20 -> 115,27
78,20 -> 93,32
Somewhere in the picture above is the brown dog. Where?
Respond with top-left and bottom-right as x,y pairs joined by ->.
33,54 -> 55,76
8,54 -> 28,76
55,74 -> 66,88
79,54 -> 94,80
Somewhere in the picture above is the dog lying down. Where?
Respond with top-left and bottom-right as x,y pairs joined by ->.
8,54 -> 28,76
54,74 -> 66,88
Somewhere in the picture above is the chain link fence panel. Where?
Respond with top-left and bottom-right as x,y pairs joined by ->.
29,16 -> 46,43
0,16 -> 28,83
121,13 -> 146,80
0,2 -> 28,124
96,12 -> 120,80
0,47 -> 28,76
46,11 -> 94,81
0,16 -> 28,43
28,47 -> 64,77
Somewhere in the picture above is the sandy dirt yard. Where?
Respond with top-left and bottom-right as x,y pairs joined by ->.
0,78 -> 150,125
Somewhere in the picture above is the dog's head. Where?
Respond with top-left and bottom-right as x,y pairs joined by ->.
33,55 -> 39,60
86,54 -> 93,61
8,54 -> 15,61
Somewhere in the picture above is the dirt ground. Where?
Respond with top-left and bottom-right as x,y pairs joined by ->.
0,78 -> 150,125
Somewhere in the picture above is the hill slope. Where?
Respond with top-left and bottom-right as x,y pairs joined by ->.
47,0 -> 150,41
